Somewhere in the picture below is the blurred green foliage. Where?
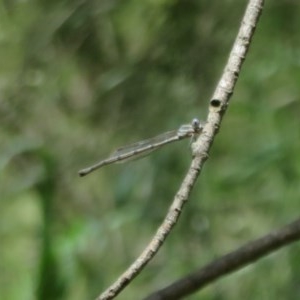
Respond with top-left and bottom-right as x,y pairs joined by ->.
1,0 -> 300,299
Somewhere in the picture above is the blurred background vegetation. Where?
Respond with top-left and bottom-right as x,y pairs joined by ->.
1,0 -> 300,299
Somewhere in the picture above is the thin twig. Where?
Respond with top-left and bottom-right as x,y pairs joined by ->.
97,0 -> 264,299
144,218 -> 300,300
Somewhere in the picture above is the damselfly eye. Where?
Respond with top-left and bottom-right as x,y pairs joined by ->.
192,118 -> 200,129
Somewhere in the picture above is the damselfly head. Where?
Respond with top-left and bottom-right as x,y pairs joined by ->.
192,118 -> 199,127
192,118 -> 203,132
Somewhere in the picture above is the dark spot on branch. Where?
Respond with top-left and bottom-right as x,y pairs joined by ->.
210,99 -> 221,107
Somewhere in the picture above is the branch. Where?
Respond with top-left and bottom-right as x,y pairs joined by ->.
192,0 -> 264,159
144,218 -> 300,300
97,0 -> 264,299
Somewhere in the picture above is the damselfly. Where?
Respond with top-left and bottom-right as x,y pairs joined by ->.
79,118 -> 203,177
